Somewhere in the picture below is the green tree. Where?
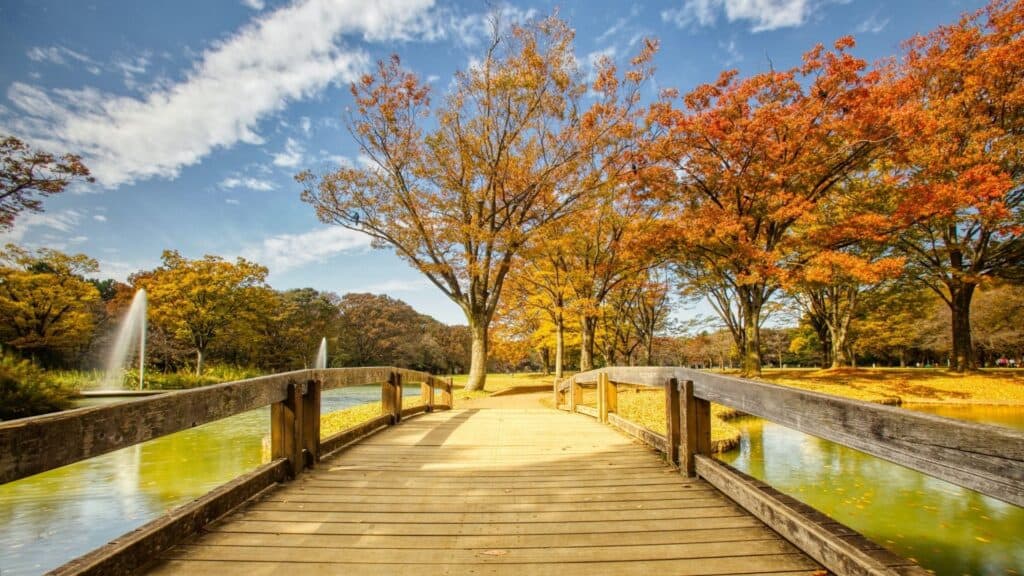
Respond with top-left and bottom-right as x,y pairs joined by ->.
135,251 -> 268,375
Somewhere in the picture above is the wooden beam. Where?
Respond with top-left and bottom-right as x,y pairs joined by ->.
271,382 -> 303,477
440,377 -> 453,408
579,367 -> 1024,507
421,382 -> 434,412
665,378 -> 681,467
318,415 -> 391,457
696,456 -> 929,576
301,378 -> 321,469
0,371 -> 303,485
597,373 -> 609,423
680,380 -> 711,478
392,371 -> 403,424
606,379 -> 618,416
607,413 -> 669,454
50,459 -> 288,576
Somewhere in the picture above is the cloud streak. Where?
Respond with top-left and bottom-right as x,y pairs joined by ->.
662,0 -> 822,32
4,0 -> 439,188
241,226 -> 371,273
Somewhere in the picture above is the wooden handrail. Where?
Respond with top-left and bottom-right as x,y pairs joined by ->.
555,366 -> 1024,508
0,367 -> 455,485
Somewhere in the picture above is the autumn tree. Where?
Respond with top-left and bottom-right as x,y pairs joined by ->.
885,0 -> 1024,371
647,37 -> 890,376
300,16 -> 653,390
135,250 -> 268,375
0,135 -> 93,230
0,244 -> 100,365
335,292 -> 429,368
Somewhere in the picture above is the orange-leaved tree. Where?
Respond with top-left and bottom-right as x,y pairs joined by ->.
885,0 -> 1024,371
644,37 -> 891,376
301,15 -> 653,390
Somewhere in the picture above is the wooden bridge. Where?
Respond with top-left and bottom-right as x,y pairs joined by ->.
1,367 -> 1022,575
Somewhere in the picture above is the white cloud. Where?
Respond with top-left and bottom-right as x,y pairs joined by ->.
299,116 -> 312,135
242,0 -> 266,9
856,14 -> 890,34
225,198 -> 241,205
662,0 -> 820,32
93,214 -> 108,222
0,210 -> 82,244
719,38 -> 743,66
448,5 -> 537,47
26,45 -> 94,66
272,137 -> 304,168
241,226 -> 371,272
220,176 -> 276,191
95,258 -> 151,282
359,278 -> 432,293
4,0 -> 439,188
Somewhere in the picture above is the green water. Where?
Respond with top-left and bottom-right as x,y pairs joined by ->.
0,386 -> 414,575
719,404 -> 1024,576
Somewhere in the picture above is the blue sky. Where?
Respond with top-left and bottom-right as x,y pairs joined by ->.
0,0 -> 985,325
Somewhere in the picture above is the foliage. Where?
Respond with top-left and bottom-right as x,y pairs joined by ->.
885,0 -> 1024,370
0,244 -> 100,365
300,14 -> 655,390
135,250 -> 268,375
0,134 -> 93,231
0,349 -> 75,420
646,37 -> 891,377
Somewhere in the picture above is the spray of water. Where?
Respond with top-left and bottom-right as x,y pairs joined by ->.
103,289 -> 147,390
315,337 -> 328,370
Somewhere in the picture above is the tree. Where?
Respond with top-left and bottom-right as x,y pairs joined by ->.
0,135 -> 93,230
300,15 -> 654,390
0,244 -> 100,365
135,251 -> 268,375
647,37 -> 890,376
885,0 -> 1024,371
335,292 -> 427,368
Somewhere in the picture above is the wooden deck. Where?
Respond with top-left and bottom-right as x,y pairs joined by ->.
146,408 -> 822,575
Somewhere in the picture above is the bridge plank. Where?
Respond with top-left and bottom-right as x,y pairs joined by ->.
148,409 -> 823,575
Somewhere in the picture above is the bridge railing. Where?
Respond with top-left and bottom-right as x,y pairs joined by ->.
555,366 -> 1023,576
0,367 -> 454,575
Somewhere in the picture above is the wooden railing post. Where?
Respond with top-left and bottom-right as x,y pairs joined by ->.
606,379 -> 618,415
422,379 -> 434,412
553,379 -> 561,408
571,379 -> 583,412
301,378 -> 321,468
440,377 -> 453,408
390,371 -> 403,424
665,378 -> 682,467
271,381 -> 303,476
598,373 -> 609,423
679,379 -> 711,478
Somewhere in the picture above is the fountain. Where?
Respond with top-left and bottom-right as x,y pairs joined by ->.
315,337 -> 328,370
103,289 -> 147,389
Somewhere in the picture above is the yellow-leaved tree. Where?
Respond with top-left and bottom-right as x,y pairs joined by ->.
300,15 -> 654,390
136,250 -> 268,376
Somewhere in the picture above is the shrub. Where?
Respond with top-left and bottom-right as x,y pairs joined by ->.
0,351 -> 75,420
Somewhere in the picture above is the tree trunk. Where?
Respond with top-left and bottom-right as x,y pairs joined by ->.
465,320 -> 488,391
540,346 -> 551,375
948,282 -> 977,372
195,348 -> 204,376
740,300 -> 762,377
830,331 -> 851,369
554,319 -> 564,379
898,349 -> 906,368
579,316 -> 597,372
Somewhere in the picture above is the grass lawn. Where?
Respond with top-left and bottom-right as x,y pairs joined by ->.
758,367 -> 1024,405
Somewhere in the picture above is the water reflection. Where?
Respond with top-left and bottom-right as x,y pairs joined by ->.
719,405 -> 1024,576
0,385 -> 415,575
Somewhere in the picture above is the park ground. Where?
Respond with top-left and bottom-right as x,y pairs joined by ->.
320,368 -> 1024,447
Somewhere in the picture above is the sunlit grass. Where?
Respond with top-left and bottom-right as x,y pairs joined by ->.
757,368 -> 1024,405
52,365 -> 264,391
319,394 -> 426,439
449,372 -> 553,402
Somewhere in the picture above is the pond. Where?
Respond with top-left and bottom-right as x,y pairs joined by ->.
718,404 -> 1024,576
0,386 -> 419,576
